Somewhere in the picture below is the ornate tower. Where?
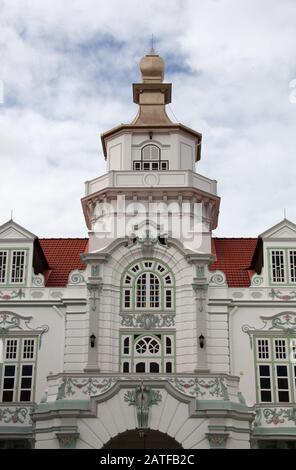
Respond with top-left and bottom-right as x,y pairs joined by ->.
81,49 -> 220,374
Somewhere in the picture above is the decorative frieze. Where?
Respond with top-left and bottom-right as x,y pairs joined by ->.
0,289 -> 25,300
56,377 -> 117,399
169,377 -> 229,400
124,385 -> 162,429
120,312 -> 175,329
0,405 -> 34,425
254,406 -> 296,426
269,288 -> 296,301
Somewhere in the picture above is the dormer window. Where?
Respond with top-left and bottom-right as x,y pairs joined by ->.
133,144 -> 169,171
0,251 -> 8,283
271,250 -> 285,283
270,248 -> 296,284
0,249 -> 27,285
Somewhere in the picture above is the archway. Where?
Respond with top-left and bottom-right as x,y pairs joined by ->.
103,429 -> 183,449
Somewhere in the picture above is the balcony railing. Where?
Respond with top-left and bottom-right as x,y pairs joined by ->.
44,372 -> 241,404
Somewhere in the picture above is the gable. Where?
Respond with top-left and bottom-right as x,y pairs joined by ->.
260,219 -> 296,240
0,220 -> 36,241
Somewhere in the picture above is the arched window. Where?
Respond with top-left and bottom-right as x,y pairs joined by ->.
142,145 -> 160,162
122,260 -> 175,311
133,144 -> 169,171
136,273 -> 160,308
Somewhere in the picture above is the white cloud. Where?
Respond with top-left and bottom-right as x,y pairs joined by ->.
0,0 -> 295,236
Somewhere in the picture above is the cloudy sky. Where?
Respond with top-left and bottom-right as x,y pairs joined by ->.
0,0 -> 295,238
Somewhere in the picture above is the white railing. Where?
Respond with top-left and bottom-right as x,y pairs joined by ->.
85,171 -> 218,197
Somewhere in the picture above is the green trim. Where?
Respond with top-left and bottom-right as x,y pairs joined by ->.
36,399 -> 90,412
253,427 -> 296,436
0,335 -> 38,402
0,426 -> 33,434
195,400 -> 250,412
254,333 -> 296,404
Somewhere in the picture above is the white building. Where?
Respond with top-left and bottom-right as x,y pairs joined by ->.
0,50 -> 296,450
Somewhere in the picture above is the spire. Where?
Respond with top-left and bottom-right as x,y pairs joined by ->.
131,49 -> 173,126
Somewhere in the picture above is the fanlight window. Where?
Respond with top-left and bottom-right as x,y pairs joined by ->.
122,260 -> 174,311
142,145 -> 160,161
121,333 -> 175,374
135,337 -> 160,355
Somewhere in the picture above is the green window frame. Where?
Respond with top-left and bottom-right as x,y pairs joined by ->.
254,335 -> 296,403
121,259 -> 175,312
0,249 -> 28,286
120,332 -> 175,374
268,248 -> 296,286
0,336 -> 38,402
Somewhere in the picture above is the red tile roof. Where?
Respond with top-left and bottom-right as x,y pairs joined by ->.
37,237 -> 258,288
210,238 -> 258,287
39,239 -> 88,287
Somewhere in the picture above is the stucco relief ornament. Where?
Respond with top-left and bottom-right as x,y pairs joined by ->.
68,269 -> 85,286
0,289 -> 25,300
0,406 -> 33,424
251,274 -> 263,286
0,311 -> 49,344
262,407 -> 296,425
170,377 -> 229,400
269,288 -> 296,301
31,273 -> 45,287
135,230 -> 158,257
120,312 -> 175,329
192,281 -> 207,312
56,377 -> 117,399
124,384 -> 162,429
87,279 -> 103,311
209,271 -> 227,286
243,312 -> 296,347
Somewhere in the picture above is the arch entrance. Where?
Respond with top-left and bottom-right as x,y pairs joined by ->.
103,429 -> 183,449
